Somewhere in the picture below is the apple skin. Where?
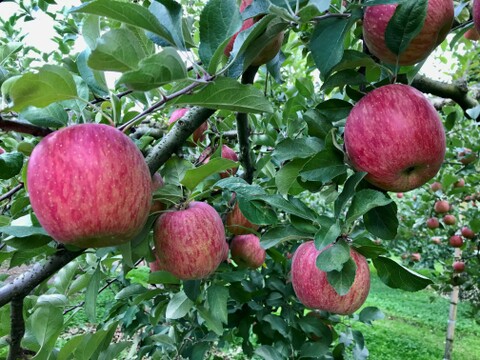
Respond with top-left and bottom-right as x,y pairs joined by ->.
434,200 -> 450,213
230,234 -> 266,269
454,178 -> 465,188
464,27 -> 480,41
457,148 -> 477,165
199,145 -> 239,178
224,0 -> 284,66
149,250 -> 165,272
153,201 -> 226,280
453,261 -> 465,273
150,173 -> 165,214
461,226 -> 475,239
410,253 -> 421,262
344,84 -> 445,192
430,181 -> 442,192
0,146 -> 4,154
396,192 -> 404,199
449,235 -> 463,248
431,237 -> 441,244
474,0 -> 480,34
363,1 -> 454,65
291,241 -> 370,315
169,108 -> 208,144
443,214 -> 456,226
426,217 -> 440,229
226,201 -> 259,235
27,123 -> 152,248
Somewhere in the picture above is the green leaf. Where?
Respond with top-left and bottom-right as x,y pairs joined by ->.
166,291 -> 193,319
300,153 -> 347,184
0,225 -> 48,237
207,285 -> 229,324
263,314 -> 288,337
346,189 -> 392,226
255,345 -> 284,360
174,77 -> 274,114
237,197 -> 278,226
363,201 -> 398,240
85,267 -> 104,323
316,240 -> 350,272
255,194 -> 317,222
197,305 -> 223,335
81,15 -> 101,50
275,158 -> 307,196
30,306 -> 64,359
77,49 -> 108,96
273,137 -> 324,162
314,221 -> 342,252
372,256 -> 433,291
299,342 -> 330,359
117,48 -> 188,91
6,65 -> 77,112
359,306 -> 385,324
148,270 -> 180,285
181,157 -> 239,191
321,69 -> 367,92
71,0 -> 176,46
327,257 -> 357,296
36,294 -> 68,308
316,98 -> 353,122
334,172 -> 367,217
0,152 -> 23,180
0,42 -> 22,65
330,49 -> 378,73
162,156 -> 194,186
385,0 -> 428,56
88,28 -> 148,72
20,103 -> 68,128
261,225 -> 311,249
148,0 -> 185,49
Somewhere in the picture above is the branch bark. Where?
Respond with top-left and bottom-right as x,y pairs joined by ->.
7,297 -> 25,360
0,116 -> 53,137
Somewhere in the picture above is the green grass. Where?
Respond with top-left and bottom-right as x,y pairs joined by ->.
357,273 -> 480,360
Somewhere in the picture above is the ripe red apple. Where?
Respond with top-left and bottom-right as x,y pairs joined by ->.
457,147 -> 477,165
454,178 -> 465,188
363,1 -> 454,65
464,27 -> 480,41
169,108 -> 208,144
27,123 -> 152,248
443,214 -> 456,225
434,200 -> 450,213
461,226 -> 475,239
226,201 -> 259,235
430,181 -> 442,191
410,253 -> 421,262
199,145 -> 239,178
150,173 -> 165,214
426,217 -> 440,229
224,0 -> 284,66
449,235 -> 463,248
396,192 -> 404,199
153,201 -> 226,280
291,241 -> 370,315
149,250 -> 164,272
431,237 -> 441,244
230,234 -> 266,269
474,0 -> 480,33
453,261 -> 465,273
344,84 -> 445,192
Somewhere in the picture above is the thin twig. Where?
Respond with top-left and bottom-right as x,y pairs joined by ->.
0,183 -> 24,203
63,278 -> 119,315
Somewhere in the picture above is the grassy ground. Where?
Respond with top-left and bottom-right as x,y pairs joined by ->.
357,274 -> 480,360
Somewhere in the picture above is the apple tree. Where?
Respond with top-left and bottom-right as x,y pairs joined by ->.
0,0 -> 479,359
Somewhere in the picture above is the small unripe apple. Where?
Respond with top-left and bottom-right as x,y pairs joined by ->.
461,226 -> 475,239
230,234 -> 266,269
449,235 -> 463,248
434,200 -> 450,213
426,217 -> 440,229
169,108 -> 208,144
431,237 -> 441,244
430,182 -> 442,191
454,178 -> 465,188
443,214 -> 456,226
410,253 -> 421,262
291,241 -> 370,315
199,145 -> 239,178
226,201 -> 259,235
453,261 -> 465,273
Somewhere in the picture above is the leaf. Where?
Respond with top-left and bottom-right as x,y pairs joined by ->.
321,69 -> 367,91
85,267 -> 104,323
316,240 -> 350,272
359,306 -> 385,325
372,256 -> 433,291
174,77 -> 274,114
0,42 -> 22,65
6,65 -> 77,112
162,156 -> 194,186
30,306 -> 64,359
181,158 -> 239,191
0,152 -> 23,180
334,172 -> 367,217
20,103 -> 68,128
363,201 -> 398,240
261,225 -> 311,249
327,257 -> 357,296
255,345 -> 284,360
275,158 -> 307,195
148,0 -> 185,49
196,305 -> 223,335
148,270 -> 180,285
255,194 -> 317,222
316,98 -> 353,122
71,0 -> 176,46
385,0 -> 428,56
77,49 -> 108,96
299,342 -> 330,359
314,220 -> 341,250
345,189 -> 392,226
207,285 -> 229,324
300,152 -> 347,184
117,48 -> 188,91
238,197 -> 278,226
166,291 -> 193,319
36,294 -> 68,308
0,225 -> 48,237
263,314 -> 288,337
272,137 -> 324,162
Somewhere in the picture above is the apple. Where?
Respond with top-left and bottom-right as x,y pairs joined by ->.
150,173 -> 165,214
291,241 -> 370,315
27,123 -> 152,248
464,27 -> 480,41
169,108 -> 208,144
430,181 -> 442,191
221,241 -> 230,262
401,253 -> 409,260
431,237 -> 441,244
449,235 -> 463,248
224,0 -> 284,66
0,146 -> 4,154
474,0 -> 480,33
426,217 -> 440,229
453,261 -> 465,273
230,234 -> 266,269
396,192 -> 404,199
199,145 -> 239,178
461,226 -> 475,239
454,178 -> 465,188
443,214 -> 456,225
153,201 -> 226,280
226,201 -> 259,235
410,253 -> 421,262
344,84 -> 446,192
457,147 -> 477,165
149,250 -> 164,272
434,200 -> 450,213
363,1 -> 454,65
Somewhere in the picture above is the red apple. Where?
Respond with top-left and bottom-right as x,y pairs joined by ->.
464,27 -> 480,41
410,253 -> 421,262
474,0 -> 480,33
291,241 -> 370,315
230,234 -> 266,269
430,181 -> 442,191
199,145 -> 239,178
226,201 -> 259,235
224,0 -> 284,66
344,84 -> 445,192
363,1 -> 454,65
461,226 -> 475,239
454,178 -> 465,188
169,108 -> 208,144
27,123 -> 151,248
0,146 -> 4,154
434,200 -> 450,213
449,235 -> 463,248
150,173 -> 165,214
221,241 -> 230,262
153,201 -> 226,280
396,192 -> 404,199
426,217 -> 440,229
149,250 -> 165,272
431,237 -> 441,244
453,261 -> 465,273
443,214 -> 456,225
457,147 -> 477,165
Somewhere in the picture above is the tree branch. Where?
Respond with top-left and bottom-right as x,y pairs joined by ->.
0,184 -> 24,203
7,297 -> 25,360
0,116 -> 53,137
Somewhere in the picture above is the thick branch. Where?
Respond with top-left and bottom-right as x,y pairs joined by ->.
7,297 -> 25,360
0,117 -> 53,137
0,248 -> 84,307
